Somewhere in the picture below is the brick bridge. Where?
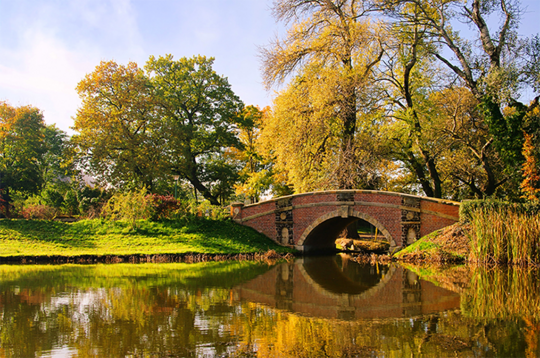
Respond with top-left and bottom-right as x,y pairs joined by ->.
231,190 -> 460,252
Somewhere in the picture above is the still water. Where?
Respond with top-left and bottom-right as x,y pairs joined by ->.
0,256 -> 538,357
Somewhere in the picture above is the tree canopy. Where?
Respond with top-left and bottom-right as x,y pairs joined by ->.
73,55 -> 244,205
259,0 -> 540,200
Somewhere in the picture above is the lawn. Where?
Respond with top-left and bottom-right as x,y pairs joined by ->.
0,218 -> 293,259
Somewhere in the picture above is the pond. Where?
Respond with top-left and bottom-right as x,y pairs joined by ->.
0,256 -> 538,357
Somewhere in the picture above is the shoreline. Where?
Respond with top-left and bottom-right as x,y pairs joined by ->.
0,251 -> 296,265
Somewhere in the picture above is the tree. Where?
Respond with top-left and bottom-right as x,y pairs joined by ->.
383,0 -> 540,197
39,124 -> 73,187
146,55 -> 244,205
378,12 -> 448,198
260,0 -> 386,191
0,102 -> 46,215
73,61 -> 165,190
228,106 -> 290,203
521,104 -> 540,200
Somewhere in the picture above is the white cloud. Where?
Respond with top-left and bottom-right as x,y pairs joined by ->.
0,0 -> 146,133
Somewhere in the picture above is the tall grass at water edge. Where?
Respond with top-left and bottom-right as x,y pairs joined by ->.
468,206 -> 540,265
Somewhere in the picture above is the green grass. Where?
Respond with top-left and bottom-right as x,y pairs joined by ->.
0,218 -> 293,258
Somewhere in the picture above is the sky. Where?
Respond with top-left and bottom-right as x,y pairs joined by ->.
0,0 -> 539,134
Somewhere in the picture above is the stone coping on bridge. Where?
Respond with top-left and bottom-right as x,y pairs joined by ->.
232,190 -> 461,209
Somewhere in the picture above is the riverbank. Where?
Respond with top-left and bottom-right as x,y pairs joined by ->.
0,218 -> 294,263
393,223 -> 470,264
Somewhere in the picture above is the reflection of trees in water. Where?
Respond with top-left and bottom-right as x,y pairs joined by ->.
0,263 -> 539,357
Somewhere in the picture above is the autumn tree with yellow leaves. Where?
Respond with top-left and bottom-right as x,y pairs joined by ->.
260,0 -> 387,192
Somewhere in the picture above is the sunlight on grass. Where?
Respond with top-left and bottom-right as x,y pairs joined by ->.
0,218 -> 292,258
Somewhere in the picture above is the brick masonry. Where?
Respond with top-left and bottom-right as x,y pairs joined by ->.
231,190 -> 460,251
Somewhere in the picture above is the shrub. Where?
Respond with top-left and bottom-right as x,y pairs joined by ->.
146,194 -> 183,220
41,187 -> 64,209
102,188 -> 154,226
63,190 -> 79,215
188,200 -> 229,220
21,205 -> 58,220
78,186 -> 108,216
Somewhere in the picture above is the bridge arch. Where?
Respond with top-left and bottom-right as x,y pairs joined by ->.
298,209 -> 396,251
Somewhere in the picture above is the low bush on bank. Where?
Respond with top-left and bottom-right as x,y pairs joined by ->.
20,205 -> 58,220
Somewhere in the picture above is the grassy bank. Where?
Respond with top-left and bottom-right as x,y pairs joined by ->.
0,218 -> 293,261
393,224 -> 469,263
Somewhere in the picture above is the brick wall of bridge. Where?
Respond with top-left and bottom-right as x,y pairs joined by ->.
231,190 -> 459,250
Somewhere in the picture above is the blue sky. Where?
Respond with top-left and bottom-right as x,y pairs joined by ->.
0,0 -> 538,133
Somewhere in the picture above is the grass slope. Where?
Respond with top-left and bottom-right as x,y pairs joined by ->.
0,218 -> 293,258
394,223 -> 469,263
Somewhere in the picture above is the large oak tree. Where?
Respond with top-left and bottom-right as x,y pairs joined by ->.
146,55 -> 244,205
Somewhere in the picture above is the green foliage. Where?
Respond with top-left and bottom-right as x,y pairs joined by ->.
73,61 -> 165,190
146,54 -> 244,205
77,186 -> 108,217
41,187 -> 64,209
480,97 -> 526,172
102,188 -> 154,226
0,102 -> 46,198
40,124 -> 72,186
73,56 -> 244,205
63,190 -> 79,215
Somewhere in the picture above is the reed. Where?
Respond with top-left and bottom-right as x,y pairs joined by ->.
468,206 -> 540,265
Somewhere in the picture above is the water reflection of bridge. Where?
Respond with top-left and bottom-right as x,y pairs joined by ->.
233,257 -> 460,320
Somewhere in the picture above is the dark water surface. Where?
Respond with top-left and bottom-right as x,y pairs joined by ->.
0,256 -> 538,357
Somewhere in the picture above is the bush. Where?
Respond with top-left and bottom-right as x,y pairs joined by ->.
187,200 -> 229,220
102,188 -> 154,226
78,186 -> 108,217
146,194 -> 182,220
41,187 -> 64,209
63,190 -> 79,215
21,205 -> 58,220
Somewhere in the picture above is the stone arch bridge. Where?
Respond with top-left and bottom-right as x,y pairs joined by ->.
231,190 -> 460,253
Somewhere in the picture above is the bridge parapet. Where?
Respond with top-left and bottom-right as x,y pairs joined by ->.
231,190 -> 460,252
